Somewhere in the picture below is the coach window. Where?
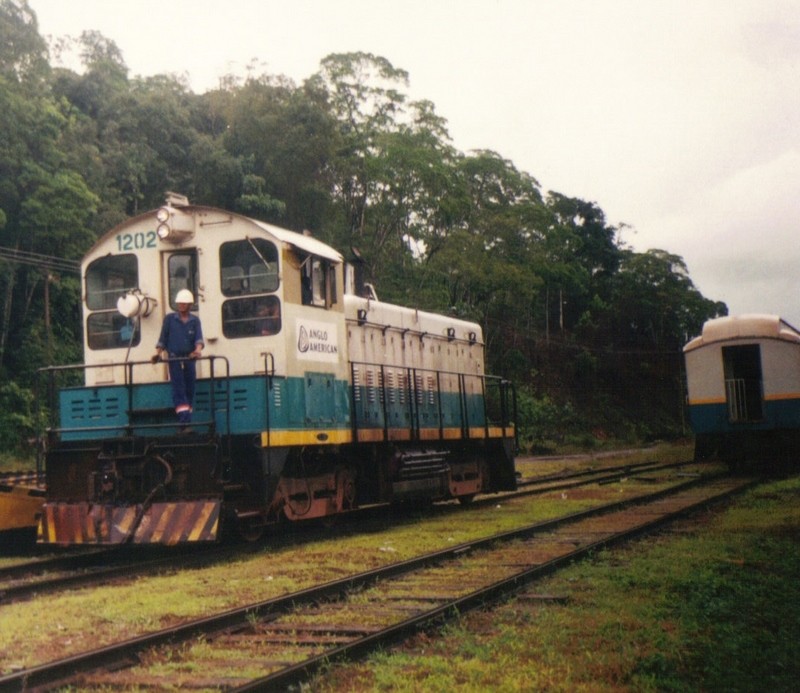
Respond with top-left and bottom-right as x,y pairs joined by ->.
85,254 -> 142,350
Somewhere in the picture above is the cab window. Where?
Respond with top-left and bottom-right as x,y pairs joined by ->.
222,296 -> 282,338
220,238 -> 279,296
87,313 -> 141,350
85,254 -> 137,310
302,256 -> 337,307
85,254 -> 141,350
167,252 -> 198,309
220,238 -> 281,338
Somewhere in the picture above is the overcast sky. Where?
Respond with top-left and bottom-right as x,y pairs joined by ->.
28,0 -> 800,330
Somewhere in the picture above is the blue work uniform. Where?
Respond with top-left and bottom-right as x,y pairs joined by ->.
156,312 -> 204,425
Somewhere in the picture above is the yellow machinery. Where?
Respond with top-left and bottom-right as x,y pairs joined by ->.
0,475 -> 45,533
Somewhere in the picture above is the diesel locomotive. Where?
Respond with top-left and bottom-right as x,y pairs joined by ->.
37,195 -> 517,545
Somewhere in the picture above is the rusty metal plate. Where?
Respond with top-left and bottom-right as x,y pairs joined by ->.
38,500 -> 221,545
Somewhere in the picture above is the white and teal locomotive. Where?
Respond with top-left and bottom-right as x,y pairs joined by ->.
38,195 -> 517,545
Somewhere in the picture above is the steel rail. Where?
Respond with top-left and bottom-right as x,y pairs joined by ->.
517,456 -> 667,484
497,458 -> 696,501
0,548 -> 224,605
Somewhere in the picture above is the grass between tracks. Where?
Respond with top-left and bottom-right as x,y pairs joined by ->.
315,473 -> 800,692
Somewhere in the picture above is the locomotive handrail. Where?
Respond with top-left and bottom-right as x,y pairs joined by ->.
37,355 -> 232,441
260,351 -> 277,448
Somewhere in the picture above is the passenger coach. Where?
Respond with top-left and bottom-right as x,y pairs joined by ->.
684,314 -> 800,464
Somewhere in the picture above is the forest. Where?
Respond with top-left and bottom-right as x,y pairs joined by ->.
0,0 -> 726,456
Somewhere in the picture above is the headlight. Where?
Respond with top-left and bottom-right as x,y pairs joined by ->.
154,206 -> 195,244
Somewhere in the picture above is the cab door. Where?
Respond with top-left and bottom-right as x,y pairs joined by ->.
163,251 -> 199,309
160,249 -> 203,378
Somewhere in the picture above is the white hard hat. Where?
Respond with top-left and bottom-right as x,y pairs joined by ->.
175,289 -> 194,304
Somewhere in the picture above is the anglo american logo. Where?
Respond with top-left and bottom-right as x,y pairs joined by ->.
296,320 -> 339,362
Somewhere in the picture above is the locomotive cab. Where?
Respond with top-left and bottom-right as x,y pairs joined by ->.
81,200 -> 346,386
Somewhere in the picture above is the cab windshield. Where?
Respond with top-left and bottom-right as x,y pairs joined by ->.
85,254 -> 140,349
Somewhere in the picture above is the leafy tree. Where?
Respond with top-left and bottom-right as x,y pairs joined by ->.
345,100 -> 464,299
0,380 -> 41,451
0,0 -> 48,86
310,53 -> 411,264
439,150 -> 547,359
0,2 -> 99,381
607,249 -> 727,349
542,193 -> 622,336
221,73 -> 336,229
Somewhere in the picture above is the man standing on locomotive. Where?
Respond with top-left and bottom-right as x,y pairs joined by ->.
151,289 -> 204,431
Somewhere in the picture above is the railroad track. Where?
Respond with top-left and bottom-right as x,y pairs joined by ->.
0,546 -> 234,605
0,471 -> 43,487
0,473 -> 754,692
514,458 -> 693,492
0,459 -> 691,605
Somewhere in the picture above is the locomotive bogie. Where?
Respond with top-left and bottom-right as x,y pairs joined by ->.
38,198 -> 517,545
684,314 -> 800,465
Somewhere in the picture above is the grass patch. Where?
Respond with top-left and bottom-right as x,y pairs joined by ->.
317,475 -> 800,692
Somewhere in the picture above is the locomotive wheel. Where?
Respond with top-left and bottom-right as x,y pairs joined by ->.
336,466 -> 357,512
236,517 -> 266,542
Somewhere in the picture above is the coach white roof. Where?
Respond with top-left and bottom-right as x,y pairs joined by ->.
683,314 -> 800,352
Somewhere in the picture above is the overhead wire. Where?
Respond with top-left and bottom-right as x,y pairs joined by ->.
0,246 -> 80,274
